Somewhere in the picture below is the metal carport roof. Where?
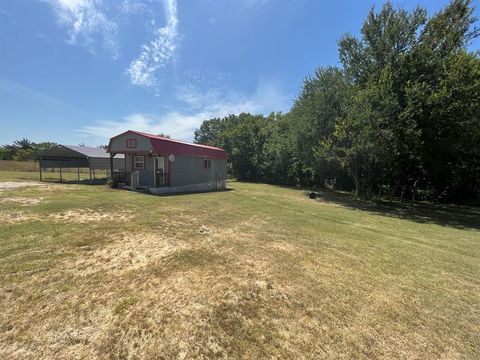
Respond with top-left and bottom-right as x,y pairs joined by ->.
39,145 -> 124,170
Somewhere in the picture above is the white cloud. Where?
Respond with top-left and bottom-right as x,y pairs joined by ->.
176,79 -> 291,118
126,0 -> 179,87
80,112 -> 207,141
78,80 -> 292,141
118,0 -> 150,16
44,0 -> 119,57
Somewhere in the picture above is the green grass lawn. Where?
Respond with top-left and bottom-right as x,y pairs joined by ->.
0,171 -> 479,359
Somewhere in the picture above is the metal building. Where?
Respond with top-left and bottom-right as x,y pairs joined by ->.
39,145 -> 124,182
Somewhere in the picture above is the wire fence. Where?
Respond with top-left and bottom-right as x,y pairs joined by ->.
39,168 -> 112,182
0,160 -> 114,183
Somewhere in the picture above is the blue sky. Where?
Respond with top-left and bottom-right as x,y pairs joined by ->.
1,0 -> 478,146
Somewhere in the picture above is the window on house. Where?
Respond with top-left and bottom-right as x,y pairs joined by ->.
204,158 -> 211,169
134,155 -> 145,170
126,139 -> 137,148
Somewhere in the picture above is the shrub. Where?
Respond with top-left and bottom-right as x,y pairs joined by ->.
107,178 -> 118,189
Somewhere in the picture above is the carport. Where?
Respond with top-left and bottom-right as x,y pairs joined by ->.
38,145 -> 124,182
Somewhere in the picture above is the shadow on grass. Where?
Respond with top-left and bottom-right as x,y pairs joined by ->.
143,188 -> 235,197
41,178 -> 108,186
318,190 -> 480,231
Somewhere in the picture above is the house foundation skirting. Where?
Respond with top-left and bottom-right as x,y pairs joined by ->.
147,180 -> 227,195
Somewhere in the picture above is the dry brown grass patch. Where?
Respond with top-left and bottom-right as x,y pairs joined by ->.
0,181 -> 46,191
0,197 -> 44,205
268,240 -> 303,254
63,232 -> 187,276
0,208 -> 133,225
0,211 -> 41,224
49,209 -> 133,224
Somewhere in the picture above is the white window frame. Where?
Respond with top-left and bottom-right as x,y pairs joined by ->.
134,155 -> 145,170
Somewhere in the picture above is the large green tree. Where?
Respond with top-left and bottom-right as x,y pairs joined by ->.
0,140 -> 57,161
195,0 -> 480,202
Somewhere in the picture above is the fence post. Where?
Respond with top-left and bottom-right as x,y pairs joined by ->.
59,158 -> 63,182
39,157 -> 43,181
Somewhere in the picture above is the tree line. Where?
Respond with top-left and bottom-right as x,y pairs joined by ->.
195,0 -> 480,203
0,140 -> 109,161
0,139 -> 57,161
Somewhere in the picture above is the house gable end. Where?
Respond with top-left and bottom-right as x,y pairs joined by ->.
108,131 -> 153,153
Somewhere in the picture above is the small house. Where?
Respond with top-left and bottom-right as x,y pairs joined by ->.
107,130 -> 228,194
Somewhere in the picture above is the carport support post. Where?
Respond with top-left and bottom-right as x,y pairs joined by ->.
39,156 -> 43,181
59,158 -> 63,183
110,154 -> 114,178
77,167 -> 80,181
89,166 -> 92,184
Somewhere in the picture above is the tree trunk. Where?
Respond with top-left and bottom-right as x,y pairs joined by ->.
378,182 -> 383,199
411,179 -> 419,203
351,161 -> 360,198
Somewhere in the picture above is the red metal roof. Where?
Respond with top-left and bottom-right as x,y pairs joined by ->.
110,130 -> 228,160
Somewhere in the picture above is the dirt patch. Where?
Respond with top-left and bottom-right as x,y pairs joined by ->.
38,184 -> 79,192
0,208 -> 133,225
0,197 -> 44,205
0,181 -> 46,191
0,181 -> 78,194
0,211 -> 41,224
63,232 -> 186,275
49,209 -> 134,224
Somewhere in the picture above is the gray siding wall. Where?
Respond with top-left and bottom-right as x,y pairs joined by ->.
141,155 -> 155,186
125,153 -> 155,186
109,133 -> 152,153
170,156 -> 227,187
125,153 -> 132,172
